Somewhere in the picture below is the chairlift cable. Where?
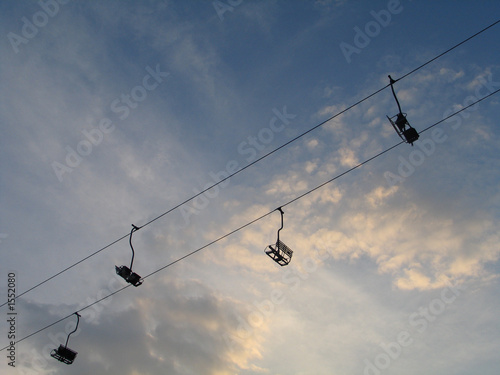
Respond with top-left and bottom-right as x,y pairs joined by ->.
2,18 -> 498,309
418,89 -> 500,133
2,89 -> 498,352
0,284 -> 132,350
284,88 -> 500,207
395,19 -> 500,83
0,234 -> 131,308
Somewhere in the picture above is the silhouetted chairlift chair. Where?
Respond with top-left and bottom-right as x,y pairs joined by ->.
387,75 -> 420,146
115,224 -> 143,287
265,207 -> 293,266
50,312 -> 81,365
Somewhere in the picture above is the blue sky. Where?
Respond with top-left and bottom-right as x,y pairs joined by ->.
1,1 -> 500,374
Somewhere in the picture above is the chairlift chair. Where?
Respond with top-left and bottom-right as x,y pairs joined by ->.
387,75 -> 419,145
265,208 -> 293,266
115,224 -> 143,287
50,312 -> 81,365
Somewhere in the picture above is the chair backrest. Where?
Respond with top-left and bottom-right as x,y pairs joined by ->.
277,240 -> 293,259
116,265 -> 132,279
395,113 -> 408,131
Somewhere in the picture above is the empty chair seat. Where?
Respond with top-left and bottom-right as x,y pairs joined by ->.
51,344 -> 78,365
266,240 -> 293,266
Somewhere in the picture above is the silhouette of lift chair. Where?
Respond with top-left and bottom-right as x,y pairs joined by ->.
50,312 -> 81,365
115,224 -> 143,287
265,207 -> 293,266
387,75 -> 419,145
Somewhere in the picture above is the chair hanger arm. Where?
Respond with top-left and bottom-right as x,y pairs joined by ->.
276,207 -> 284,244
388,75 -> 403,114
65,312 -> 81,348
129,224 -> 141,270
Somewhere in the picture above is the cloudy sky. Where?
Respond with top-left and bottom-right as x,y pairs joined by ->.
1,1 -> 500,374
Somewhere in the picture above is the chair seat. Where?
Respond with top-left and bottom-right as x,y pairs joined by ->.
116,266 -> 142,286
402,128 -> 419,144
265,240 -> 293,266
127,272 -> 143,286
51,345 -> 77,364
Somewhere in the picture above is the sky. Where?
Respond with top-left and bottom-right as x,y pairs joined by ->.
0,0 -> 500,374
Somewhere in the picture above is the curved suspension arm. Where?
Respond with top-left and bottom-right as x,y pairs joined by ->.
65,312 -> 81,348
388,75 -> 403,114
129,224 -> 141,270
276,207 -> 284,244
